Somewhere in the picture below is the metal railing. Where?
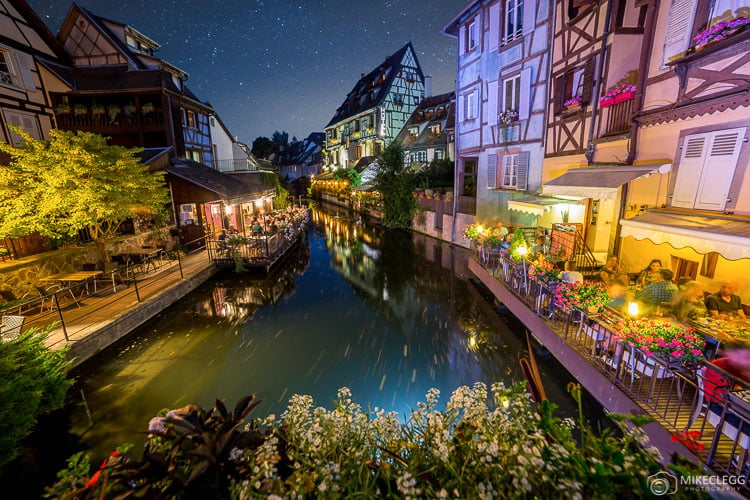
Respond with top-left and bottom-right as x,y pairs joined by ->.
0,244 -> 207,349
477,249 -> 750,486
215,159 -> 259,173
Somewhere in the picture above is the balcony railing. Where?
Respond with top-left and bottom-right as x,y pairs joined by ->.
600,97 -> 635,137
472,249 -> 750,487
55,109 -> 164,128
215,159 -> 258,173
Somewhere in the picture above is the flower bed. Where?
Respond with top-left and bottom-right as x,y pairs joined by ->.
46,383 -> 700,498
552,281 -> 609,313
613,318 -> 705,364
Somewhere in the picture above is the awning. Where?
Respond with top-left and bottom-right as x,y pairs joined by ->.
507,196 -> 581,217
353,180 -> 378,191
542,165 -> 670,200
314,171 -> 335,180
619,210 -> 750,261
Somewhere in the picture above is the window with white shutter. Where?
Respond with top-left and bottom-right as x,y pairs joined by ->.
487,154 -> 498,189
3,108 -> 41,145
504,0 -> 524,44
672,127 -> 746,211
503,75 -> 521,114
0,49 -> 17,88
464,90 -> 478,121
501,154 -> 519,188
661,0 -> 698,65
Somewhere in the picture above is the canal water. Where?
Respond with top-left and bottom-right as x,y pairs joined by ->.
17,205 -> 602,491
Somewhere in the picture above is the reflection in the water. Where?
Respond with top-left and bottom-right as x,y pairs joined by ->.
62,203 -> 585,466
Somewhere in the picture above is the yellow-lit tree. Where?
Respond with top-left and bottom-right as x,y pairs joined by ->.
0,128 -> 169,241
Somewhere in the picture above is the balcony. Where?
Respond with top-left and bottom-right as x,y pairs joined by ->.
599,97 -> 634,137
215,159 -> 258,173
55,108 -> 165,131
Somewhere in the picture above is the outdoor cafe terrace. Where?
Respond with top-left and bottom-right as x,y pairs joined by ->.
469,245 -> 750,490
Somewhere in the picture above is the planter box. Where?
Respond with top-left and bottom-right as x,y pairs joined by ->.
599,97 -> 615,108
613,91 -> 635,104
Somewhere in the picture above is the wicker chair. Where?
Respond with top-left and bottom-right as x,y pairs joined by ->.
0,315 -> 25,341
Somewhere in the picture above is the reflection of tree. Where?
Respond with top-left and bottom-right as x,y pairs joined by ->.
372,229 -> 416,303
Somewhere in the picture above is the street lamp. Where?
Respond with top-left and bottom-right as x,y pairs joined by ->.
517,244 -> 528,292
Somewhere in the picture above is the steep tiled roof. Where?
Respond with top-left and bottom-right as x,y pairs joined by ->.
395,92 -> 455,148
326,42 -> 422,127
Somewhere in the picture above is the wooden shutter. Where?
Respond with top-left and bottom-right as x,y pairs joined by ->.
488,80 -> 498,126
460,25 -> 466,54
14,51 -> 36,91
573,0 -> 592,7
580,57 -> 596,104
672,133 -> 709,208
662,0 -> 698,64
516,151 -> 529,190
487,154 -> 498,189
519,67 -> 532,120
489,2 -> 500,51
523,0 -> 537,35
695,127 -> 746,210
553,75 -> 564,114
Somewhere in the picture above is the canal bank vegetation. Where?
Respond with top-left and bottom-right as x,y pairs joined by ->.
46,383 -> 706,498
1,326 -> 71,467
375,143 -> 418,228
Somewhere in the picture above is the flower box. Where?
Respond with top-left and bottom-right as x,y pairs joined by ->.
599,97 -> 615,108
613,90 -> 635,104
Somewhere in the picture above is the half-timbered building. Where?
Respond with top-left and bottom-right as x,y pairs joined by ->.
443,0 -> 553,229
541,0 -> 656,260
46,4 -> 214,166
614,0 -> 750,303
394,91 -> 455,166
324,43 -> 425,171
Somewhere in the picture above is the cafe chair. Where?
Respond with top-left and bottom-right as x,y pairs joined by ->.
0,289 -> 32,315
689,369 -> 750,466
0,315 -> 25,342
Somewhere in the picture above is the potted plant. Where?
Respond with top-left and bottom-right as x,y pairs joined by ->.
613,318 -> 705,366
552,281 -> 610,313
564,96 -> 583,109
445,190 -> 454,202
694,17 -> 749,50
123,103 -> 136,116
91,104 -> 105,115
56,103 -> 70,115
107,105 -> 121,121
73,104 -> 88,116
141,102 -> 154,114
600,82 -> 636,107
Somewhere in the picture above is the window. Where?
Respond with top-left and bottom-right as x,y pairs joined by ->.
500,152 -> 530,190
354,120 -> 360,132
503,75 -> 521,113
467,19 -> 478,51
671,127 -> 746,211
464,90 -> 478,121
505,0 -> 524,44
187,111 -> 196,128
662,0 -> 698,64
554,58 -> 595,113
430,124 -> 441,135
408,126 -> 419,138
3,109 -> 41,146
435,149 -> 444,160
414,150 -> 428,162
0,49 -> 15,87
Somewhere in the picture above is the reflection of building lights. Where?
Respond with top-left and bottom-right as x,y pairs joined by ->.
255,199 -> 263,207
501,398 -> 510,409
225,205 -> 233,215
469,334 -> 477,349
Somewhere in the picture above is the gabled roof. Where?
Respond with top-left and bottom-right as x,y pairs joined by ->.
395,91 -> 455,148
165,158 -> 262,201
326,42 -> 423,127
7,0 -> 70,61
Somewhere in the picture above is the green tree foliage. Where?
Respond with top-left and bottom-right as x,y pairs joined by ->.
333,168 -> 362,187
414,158 -> 454,188
271,130 -> 289,152
375,143 -> 417,228
0,129 -> 169,240
510,227 -> 529,261
0,327 -> 71,466
251,136 -> 274,159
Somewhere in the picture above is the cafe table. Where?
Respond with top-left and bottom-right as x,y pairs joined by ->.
39,270 -> 107,305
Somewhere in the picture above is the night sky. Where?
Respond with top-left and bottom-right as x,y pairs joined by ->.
27,0 -> 461,145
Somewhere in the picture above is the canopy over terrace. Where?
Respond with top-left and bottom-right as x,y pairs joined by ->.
620,209 -> 750,261
542,165 -> 670,200
507,195 -> 582,217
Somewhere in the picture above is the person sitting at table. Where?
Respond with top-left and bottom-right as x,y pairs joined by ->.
561,261 -> 583,284
705,280 -> 746,319
598,256 -> 618,285
251,220 -> 263,236
218,229 -> 228,242
703,344 -> 750,443
606,278 -> 630,313
637,259 -> 662,288
634,269 -> 677,315
671,281 -> 706,322
499,233 -> 513,254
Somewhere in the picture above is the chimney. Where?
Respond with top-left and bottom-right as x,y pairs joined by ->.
424,75 -> 432,98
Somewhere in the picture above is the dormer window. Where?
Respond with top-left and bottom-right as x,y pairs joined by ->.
409,127 -> 419,138
430,124 -> 441,135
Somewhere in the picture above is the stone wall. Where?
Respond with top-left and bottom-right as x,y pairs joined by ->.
0,228 -> 173,299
